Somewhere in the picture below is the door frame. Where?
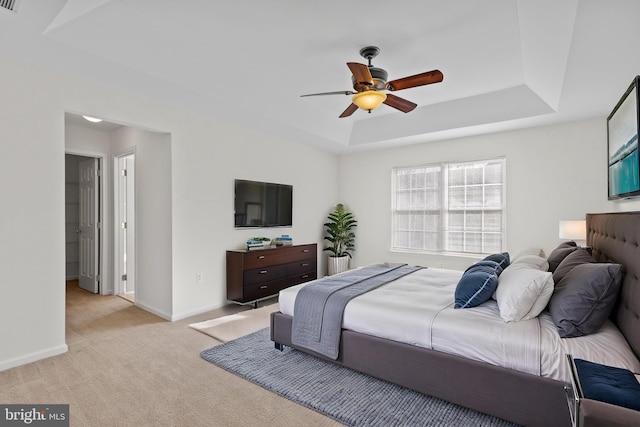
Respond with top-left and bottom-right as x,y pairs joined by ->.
114,149 -> 136,297
65,148 -> 111,295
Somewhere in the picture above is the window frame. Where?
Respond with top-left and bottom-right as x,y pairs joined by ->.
391,157 -> 506,256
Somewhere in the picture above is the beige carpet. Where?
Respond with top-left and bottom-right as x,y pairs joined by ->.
189,303 -> 279,342
0,282 -> 340,427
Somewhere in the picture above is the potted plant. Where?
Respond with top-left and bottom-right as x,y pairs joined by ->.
324,203 -> 357,275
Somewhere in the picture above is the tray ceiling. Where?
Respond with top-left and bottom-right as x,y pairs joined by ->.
2,0 -> 640,153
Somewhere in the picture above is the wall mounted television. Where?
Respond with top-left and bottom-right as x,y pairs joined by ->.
234,179 -> 293,228
608,75 -> 640,200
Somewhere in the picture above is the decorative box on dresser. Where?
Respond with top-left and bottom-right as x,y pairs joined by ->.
226,243 -> 317,306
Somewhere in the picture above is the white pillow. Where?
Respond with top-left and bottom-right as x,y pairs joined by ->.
512,247 -> 546,259
496,263 -> 554,323
512,254 -> 549,271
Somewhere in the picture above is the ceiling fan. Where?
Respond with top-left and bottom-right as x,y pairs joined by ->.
301,46 -> 443,118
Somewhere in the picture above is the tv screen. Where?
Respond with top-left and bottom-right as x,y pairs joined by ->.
234,179 -> 293,227
608,75 -> 640,200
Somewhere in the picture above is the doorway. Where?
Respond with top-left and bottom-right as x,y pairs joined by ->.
65,154 -> 101,293
115,152 -> 135,302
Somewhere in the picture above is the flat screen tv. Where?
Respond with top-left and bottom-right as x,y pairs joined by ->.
608,75 -> 640,200
234,179 -> 293,228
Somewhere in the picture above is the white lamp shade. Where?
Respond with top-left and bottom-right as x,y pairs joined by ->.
352,91 -> 387,111
559,220 -> 586,240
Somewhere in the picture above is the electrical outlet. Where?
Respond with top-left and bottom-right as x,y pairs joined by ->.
195,272 -> 203,284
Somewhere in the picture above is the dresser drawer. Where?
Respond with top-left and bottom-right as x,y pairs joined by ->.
243,264 -> 287,286
282,244 -> 317,263
288,272 -> 317,286
244,278 -> 289,301
242,244 -> 317,269
285,259 -> 317,276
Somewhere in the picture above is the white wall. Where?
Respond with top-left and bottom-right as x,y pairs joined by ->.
0,54 -> 339,370
170,122 -> 338,319
0,58 -> 67,370
66,123 -> 174,319
339,118 -> 640,271
111,126 -> 173,319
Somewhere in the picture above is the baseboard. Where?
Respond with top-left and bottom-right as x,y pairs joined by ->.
134,301 -> 227,322
0,344 -> 68,372
134,300 -> 172,321
170,303 -> 225,322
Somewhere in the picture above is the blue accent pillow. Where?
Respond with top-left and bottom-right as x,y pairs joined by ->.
575,359 -> 640,411
454,264 -> 499,309
483,252 -> 510,270
464,260 -> 504,276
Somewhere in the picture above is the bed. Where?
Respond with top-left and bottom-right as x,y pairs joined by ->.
270,212 -> 640,426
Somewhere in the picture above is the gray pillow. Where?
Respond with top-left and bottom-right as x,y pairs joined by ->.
547,241 -> 578,272
549,263 -> 623,338
552,247 -> 595,284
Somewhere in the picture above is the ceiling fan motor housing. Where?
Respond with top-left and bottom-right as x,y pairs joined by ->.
352,67 -> 388,91
369,67 -> 388,88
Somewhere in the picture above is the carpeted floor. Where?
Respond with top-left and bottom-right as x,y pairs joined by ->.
190,303 -> 279,342
201,328 -> 520,427
0,282 -> 340,427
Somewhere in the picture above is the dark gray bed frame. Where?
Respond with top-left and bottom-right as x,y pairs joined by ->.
270,212 -> 640,427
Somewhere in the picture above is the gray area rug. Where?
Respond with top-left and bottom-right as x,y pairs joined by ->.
201,328 -> 520,427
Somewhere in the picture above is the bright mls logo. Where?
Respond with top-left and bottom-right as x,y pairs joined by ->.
0,405 -> 69,426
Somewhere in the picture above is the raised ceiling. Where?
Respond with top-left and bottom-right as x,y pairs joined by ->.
2,0 -> 640,153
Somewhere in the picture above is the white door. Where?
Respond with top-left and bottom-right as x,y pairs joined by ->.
79,158 -> 100,293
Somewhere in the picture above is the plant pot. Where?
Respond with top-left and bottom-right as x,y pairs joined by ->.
327,255 -> 350,276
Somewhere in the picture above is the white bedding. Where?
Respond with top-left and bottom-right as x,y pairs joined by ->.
279,267 -> 640,382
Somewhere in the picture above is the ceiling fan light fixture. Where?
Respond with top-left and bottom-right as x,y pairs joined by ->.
82,115 -> 103,123
352,91 -> 387,112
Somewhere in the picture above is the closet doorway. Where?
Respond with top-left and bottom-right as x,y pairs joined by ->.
65,154 -> 101,293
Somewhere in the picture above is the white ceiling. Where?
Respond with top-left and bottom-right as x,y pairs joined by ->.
3,0 -> 640,153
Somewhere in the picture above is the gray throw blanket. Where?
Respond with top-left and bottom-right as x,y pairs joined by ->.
291,263 -> 424,359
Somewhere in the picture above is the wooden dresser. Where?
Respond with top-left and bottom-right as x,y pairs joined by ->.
226,243 -> 317,305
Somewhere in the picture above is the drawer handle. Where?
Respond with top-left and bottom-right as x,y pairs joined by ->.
301,274 -> 309,279
260,285 -> 268,289
258,255 -> 265,259
301,263 -> 309,267
303,249 -> 309,253
259,270 -> 268,274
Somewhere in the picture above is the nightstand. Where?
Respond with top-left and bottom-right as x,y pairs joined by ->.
565,354 -> 640,427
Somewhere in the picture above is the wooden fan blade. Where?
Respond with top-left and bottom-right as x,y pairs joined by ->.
339,103 -> 359,118
387,69 -> 443,91
347,62 -> 373,85
383,93 -> 417,113
301,90 -> 354,97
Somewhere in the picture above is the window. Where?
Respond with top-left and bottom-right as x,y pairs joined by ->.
392,158 -> 505,255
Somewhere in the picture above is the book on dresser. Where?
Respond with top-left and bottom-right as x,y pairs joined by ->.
226,243 -> 317,306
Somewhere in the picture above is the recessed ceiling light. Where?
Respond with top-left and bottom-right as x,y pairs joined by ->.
82,115 -> 103,123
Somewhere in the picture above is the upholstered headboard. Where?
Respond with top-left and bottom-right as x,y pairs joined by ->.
587,212 -> 640,359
